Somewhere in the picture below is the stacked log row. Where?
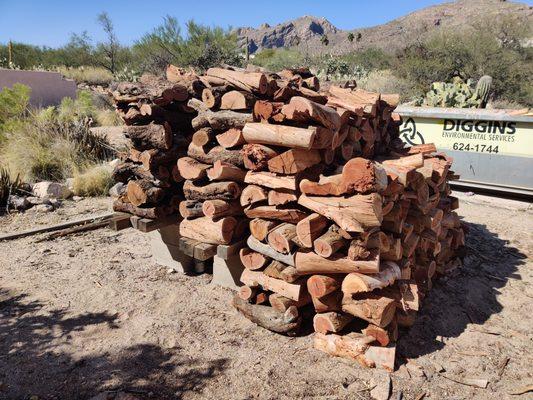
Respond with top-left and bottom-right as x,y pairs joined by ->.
109,70 -> 205,218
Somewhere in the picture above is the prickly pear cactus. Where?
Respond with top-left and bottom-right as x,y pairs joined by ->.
475,75 -> 492,108
421,77 -> 484,108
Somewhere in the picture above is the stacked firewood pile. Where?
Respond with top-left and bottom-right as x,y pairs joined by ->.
110,65 -> 464,370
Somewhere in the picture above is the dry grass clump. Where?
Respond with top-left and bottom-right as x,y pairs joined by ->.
57,66 -> 114,86
95,109 -> 123,126
357,70 -> 412,101
72,164 -> 114,196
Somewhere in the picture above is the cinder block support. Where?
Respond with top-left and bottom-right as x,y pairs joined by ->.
211,254 -> 245,290
148,224 -> 193,273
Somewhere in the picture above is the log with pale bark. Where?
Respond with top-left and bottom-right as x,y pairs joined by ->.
341,293 -> 397,327
267,223 -> 298,254
179,200 -> 204,219
313,225 -> 348,258
124,122 -> 173,150
206,68 -> 268,94
188,143 -> 243,167
313,312 -> 353,334
240,269 -> 305,301
220,90 -> 256,110
247,236 -> 296,266
296,213 -> 329,248
267,149 -> 321,174
295,249 -> 380,275
207,161 -> 246,182
202,200 -> 242,218
244,205 -> 307,224
179,216 -> 237,245
183,180 -> 241,201
341,262 -> 401,295
249,218 -> 279,241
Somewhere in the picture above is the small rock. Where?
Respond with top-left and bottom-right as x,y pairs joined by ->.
33,181 -> 72,199
370,373 -> 391,400
34,204 -> 54,213
48,198 -> 62,209
27,196 -> 45,205
65,177 -> 75,191
167,268 -> 176,274
8,195 -> 31,211
109,182 -> 125,198
108,158 -> 121,168
72,196 -> 84,202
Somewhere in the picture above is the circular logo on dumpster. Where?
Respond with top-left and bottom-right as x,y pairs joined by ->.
400,117 -> 425,146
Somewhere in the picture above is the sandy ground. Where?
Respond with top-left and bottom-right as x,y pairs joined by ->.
0,193 -> 532,400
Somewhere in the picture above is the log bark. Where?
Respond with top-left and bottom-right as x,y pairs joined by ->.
179,216 -> 237,245
341,262 -> 401,295
347,239 -> 371,260
247,236 -> 295,266
239,248 -> 269,270
240,185 -> 268,207
267,149 -> 321,174
296,213 -> 329,248
313,312 -> 353,334
124,122 -> 172,150
207,160 -> 246,182
232,295 -> 301,335
202,200 -> 242,218
267,190 -> 298,206
295,249 -> 380,275
206,68 -> 268,94
267,223 -> 297,254
188,98 -> 253,130
242,123 -> 317,150
282,96 -> 341,131
298,193 -> 382,233
269,293 -> 311,312
191,127 -> 215,148
263,260 -> 299,283
201,86 -> 229,109
311,291 -> 342,313
126,179 -> 165,207
216,128 -> 245,148
177,157 -> 211,180
244,205 -> 307,223
113,199 -> 170,219
249,218 -> 279,241
244,171 -> 298,191
240,269 -> 305,301
179,200 -> 204,219
220,90 -> 256,110
342,294 -> 397,327
188,143 -> 243,167
314,225 -> 348,258
183,180 -> 241,201
242,144 -> 279,171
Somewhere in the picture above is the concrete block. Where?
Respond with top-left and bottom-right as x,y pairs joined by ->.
147,224 -> 181,246
211,254 -> 244,290
149,233 -> 193,273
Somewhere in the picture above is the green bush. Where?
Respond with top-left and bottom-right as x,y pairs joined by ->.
57,91 -> 96,124
56,66 -> 114,85
0,83 -> 31,139
252,49 -> 306,71
0,166 -> 22,209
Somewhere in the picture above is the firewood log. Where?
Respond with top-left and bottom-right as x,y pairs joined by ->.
269,293 -> 311,312
183,180 -> 241,201
341,294 -> 396,327
282,96 -> 341,131
311,290 -> 342,312
240,185 -> 268,207
362,318 -> 398,347
328,86 -> 380,116
238,285 -> 258,302
242,123 -> 317,150
263,260 -> 299,283
296,213 -> 329,248
202,200 -> 242,218
207,161 -> 246,182
126,179 -> 165,207
306,275 -> 342,298
267,149 -> 321,174
249,218 -> 279,241
191,127 -> 215,148
179,216 -> 237,245
253,100 -> 285,122
124,122 -> 172,150
216,128 -> 245,148
240,269 -> 305,301
247,236 -> 295,266
188,143 -> 243,167
295,249 -> 380,275
177,157 -> 211,180
298,193 -> 383,233
313,225 -> 348,258
313,312 -> 353,334
244,171 -> 298,191
232,295 -> 301,335
242,144 -> 279,171
341,262 -> 401,295
267,223 -> 297,254
201,86 -> 229,109
113,199 -> 170,219
206,68 -> 268,94
244,205 -> 307,223
347,239 -> 371,260
179,200 -> 204,219
267,190 -> 298,206
188,98 -> 253,130
239,248 -> 269,270
220,90 -> 256,110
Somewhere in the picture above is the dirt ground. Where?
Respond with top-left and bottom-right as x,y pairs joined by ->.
0,192 -> 531,400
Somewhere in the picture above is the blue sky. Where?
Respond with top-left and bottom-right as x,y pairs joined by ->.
0,0 -> 531,47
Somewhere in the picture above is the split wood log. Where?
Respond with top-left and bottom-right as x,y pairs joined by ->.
238,285 -> 258,302
126,179 -> 165,207
188,143 -> 243,167
179,216 -> 237,245
216,128 -> 245,148
179,200 -> 204,219
267,190 -> 298,206
206,68 -> 268,94
267,223 -> 297,254
242,144 -> 279,171
207,160 -> 246,182
201,85 -> 231,109
244,205 -> 307,223
113,199 -> 170,219
263,260 -> 299,283
249,218 -> 279,241
341,294 -> 397,327
247,236 -> 295,266
253,100 -> 285,122
328,87 -> 380,116
314,225 -> 348,258
267,149 -> 321,174
282,96 -> 341,131
306,275 -> 342,298
299,174 -> 345,196
242,123 -> 317,150
240,185 -> 268,207
341,158 -> 388,194
183,180 -> 241,201
191,127 -> 215,148
188,98 -> 253,130
311,290 -> 342,313
362,319 -> 398,347
232,295 -> 301,335
240,269 -> 305,301
341,262 -> 401,295
124,122 -> 172,150
347,239 -> 371,260
177,157 -> 211,180
313,312 -> 353,334
239,248 -> 269,270
220,90 -> 256,110
202,200 -> 242,218
295,249 -> 380,275
244,171 -> 298,191
298,193 -> 382,232
269,293 -> 311,312
314,333 -> 395,371
296,213 -> 329,248
139,148 -> 179,171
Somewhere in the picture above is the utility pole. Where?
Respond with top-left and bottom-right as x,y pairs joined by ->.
8,40 -> 13,68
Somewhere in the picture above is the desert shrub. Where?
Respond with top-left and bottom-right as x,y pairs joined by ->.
72,164 -> 113,196
313,54 -> 369,82
0,84 -> 31,138
56,66 -> 114,85
357,70 -> 412,99
57,91 -> 96,124
340,48 -> 393,71
95,109 -> 122,126
1,118 -> 114,182
0,166 -> 22,209
252,49 -> 306,71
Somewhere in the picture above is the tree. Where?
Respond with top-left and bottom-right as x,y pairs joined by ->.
347,33 -> 355,43
321,35 -> 329,47
96,12 -> 119,73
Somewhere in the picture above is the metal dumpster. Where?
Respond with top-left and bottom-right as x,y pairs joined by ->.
395,106 -> 533,197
